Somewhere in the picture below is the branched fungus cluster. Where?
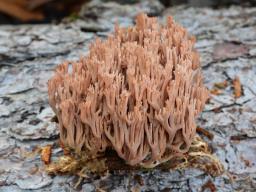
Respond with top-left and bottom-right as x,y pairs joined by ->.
48,13 -> 209,168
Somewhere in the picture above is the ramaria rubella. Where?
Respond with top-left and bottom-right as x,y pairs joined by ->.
48,13 -> 209,168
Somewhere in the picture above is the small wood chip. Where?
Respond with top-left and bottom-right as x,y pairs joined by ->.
210,80 -> 228,96
210,88 -> 222,95
233,76 -> 242,98
214,80 -> 228,89
41,145 -> 52,165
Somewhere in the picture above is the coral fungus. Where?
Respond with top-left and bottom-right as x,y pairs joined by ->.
48,13 -> 209,168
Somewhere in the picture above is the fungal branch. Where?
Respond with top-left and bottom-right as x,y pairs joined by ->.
48,13 -> 209,168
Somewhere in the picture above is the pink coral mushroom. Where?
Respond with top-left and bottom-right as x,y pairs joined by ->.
48,13 -> 209,168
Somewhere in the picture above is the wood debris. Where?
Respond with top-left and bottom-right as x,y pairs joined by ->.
210,80 -> 228,95
210,88 -> 223,95
233,76 -> 242,98
214,80 -> 228,89
41,145 -> 52,165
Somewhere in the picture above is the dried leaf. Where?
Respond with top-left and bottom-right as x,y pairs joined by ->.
233,76 -> 242,98
41,145 -> 52,165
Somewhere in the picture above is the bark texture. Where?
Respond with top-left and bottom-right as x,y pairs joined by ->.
0,1 -> 256,191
